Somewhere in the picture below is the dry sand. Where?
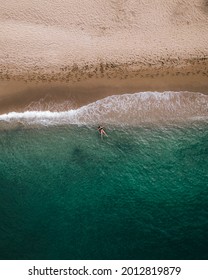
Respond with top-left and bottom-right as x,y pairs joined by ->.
0,0 -> 208,113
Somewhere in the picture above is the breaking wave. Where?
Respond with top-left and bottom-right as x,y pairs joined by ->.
0,91 -> 207,127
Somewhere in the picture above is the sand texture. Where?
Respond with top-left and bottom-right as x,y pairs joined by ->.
0,0 -> 208,112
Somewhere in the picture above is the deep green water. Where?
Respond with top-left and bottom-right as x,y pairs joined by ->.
0,123 -> 207,260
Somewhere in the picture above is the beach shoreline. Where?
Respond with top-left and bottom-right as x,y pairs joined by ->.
0,0 -> 208,113
0,58 -> 207,113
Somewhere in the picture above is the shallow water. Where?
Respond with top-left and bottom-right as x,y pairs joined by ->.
0,121 -> 207,259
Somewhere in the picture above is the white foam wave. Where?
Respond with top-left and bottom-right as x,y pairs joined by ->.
0,91 -> 207,126
0,110 -> 78,125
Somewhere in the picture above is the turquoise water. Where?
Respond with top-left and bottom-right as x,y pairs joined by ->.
0,121 -> 207,259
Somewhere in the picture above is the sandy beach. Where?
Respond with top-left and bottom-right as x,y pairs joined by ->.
0,0 -> 208,113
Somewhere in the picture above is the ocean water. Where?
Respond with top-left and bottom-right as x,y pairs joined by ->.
0,91 -> 208,260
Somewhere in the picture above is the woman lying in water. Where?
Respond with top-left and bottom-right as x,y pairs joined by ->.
97,126 -> 108,139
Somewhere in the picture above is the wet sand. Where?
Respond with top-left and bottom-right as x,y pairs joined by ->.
0,60 -> 207,113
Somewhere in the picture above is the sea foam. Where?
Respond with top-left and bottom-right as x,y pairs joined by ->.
0,91 -> 207,126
